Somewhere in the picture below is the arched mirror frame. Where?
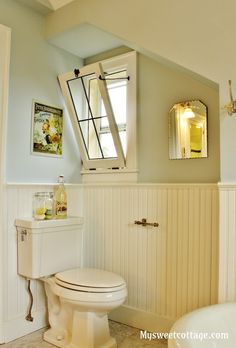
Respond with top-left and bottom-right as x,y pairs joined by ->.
168,100 -> 208,160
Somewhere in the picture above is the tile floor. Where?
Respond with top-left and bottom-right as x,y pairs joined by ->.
1,321 -> 168,348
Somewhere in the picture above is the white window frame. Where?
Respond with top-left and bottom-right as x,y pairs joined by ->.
98,70 -> 127,155
58,62 -> 125,169
59,51 -> 137,182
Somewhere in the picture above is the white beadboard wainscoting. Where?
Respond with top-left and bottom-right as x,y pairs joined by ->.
82,183 -> 219,332
3,184 -> 83,342
219,183 -> 236,303
3,182 -> 218,341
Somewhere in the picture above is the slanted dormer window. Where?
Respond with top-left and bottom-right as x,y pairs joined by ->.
58,51 -> 137,176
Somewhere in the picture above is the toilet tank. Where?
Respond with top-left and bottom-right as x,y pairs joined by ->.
15,217 -> 83,279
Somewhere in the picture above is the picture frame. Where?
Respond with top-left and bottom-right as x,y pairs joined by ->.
31,100 -> 64,157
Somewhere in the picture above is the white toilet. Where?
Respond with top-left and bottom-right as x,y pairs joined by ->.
15,217 -> 127,348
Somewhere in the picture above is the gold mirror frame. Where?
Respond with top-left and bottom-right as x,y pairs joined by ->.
169,100 -> 208,159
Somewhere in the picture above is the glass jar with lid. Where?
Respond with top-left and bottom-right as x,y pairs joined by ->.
33,192 -> 54,220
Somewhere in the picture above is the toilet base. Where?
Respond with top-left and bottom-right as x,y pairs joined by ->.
43,309 -> 117,348
44,328 -> 117,348
42,276 -> 126,348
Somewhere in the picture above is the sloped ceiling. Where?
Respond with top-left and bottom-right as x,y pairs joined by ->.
16,0 -> 75,14
46,0 -> 75,11
16,0 -> 124,58
48,23 -> 125,58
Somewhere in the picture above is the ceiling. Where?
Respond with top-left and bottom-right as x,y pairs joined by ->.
16,0 -> 126,59
16,0 -> 76,14
48,23 -> 125,59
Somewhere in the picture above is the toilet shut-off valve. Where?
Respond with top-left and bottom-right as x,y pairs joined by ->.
134,218 -> 159,227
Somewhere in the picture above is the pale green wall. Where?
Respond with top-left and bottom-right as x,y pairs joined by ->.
0,0 -> 83,183
44,0 -> 236,183
1,0 -> 220,183
138,54 -> 220,182
87,49 -> 220,182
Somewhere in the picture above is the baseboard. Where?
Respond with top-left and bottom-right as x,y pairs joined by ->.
109,305 -> 174,333
3,308 -> 47,343
3,305 -> 174,343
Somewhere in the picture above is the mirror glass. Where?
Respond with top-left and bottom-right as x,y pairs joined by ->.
169,100 -> 207,159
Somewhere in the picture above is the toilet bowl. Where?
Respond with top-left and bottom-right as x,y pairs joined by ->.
15,218 -> 127,348
43,268 -> 127,348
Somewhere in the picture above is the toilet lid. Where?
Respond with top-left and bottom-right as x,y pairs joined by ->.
55,268 -> 126,293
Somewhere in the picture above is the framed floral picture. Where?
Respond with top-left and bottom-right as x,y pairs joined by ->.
31,101 -> 63,157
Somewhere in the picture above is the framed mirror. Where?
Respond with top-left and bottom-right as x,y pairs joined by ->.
169,100 -> 207,159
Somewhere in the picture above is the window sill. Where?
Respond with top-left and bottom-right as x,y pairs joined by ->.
81,168 -> 138,183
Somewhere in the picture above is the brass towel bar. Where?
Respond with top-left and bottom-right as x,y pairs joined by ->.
134,218 -> 159,227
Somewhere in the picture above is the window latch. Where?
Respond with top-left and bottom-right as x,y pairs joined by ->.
98,75 -> 130,81
73,68 -> 130,81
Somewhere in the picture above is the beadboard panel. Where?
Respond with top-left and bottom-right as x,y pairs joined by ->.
219,184 -> 236,302
83,184 -> 219,327
3,183 -> 219,340
3,184 -> 83,342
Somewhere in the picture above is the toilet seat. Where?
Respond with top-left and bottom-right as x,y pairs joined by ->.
55,268 -> 126,293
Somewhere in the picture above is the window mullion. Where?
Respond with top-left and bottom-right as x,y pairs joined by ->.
98,63 -> 125,167
80,77 -> 104,159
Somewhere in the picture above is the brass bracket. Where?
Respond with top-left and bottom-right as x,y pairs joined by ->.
134,218 -> 159,227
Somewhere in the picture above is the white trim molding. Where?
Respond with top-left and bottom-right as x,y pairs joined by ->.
109,305 -> 173,333
81,169 -> 138,183
218,182 -> 236,302
0,23 -> 11,344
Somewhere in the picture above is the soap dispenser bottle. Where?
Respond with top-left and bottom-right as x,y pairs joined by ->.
55,175 -> 67,219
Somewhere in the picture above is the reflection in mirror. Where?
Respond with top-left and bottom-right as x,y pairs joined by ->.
169,100 -> 207,159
